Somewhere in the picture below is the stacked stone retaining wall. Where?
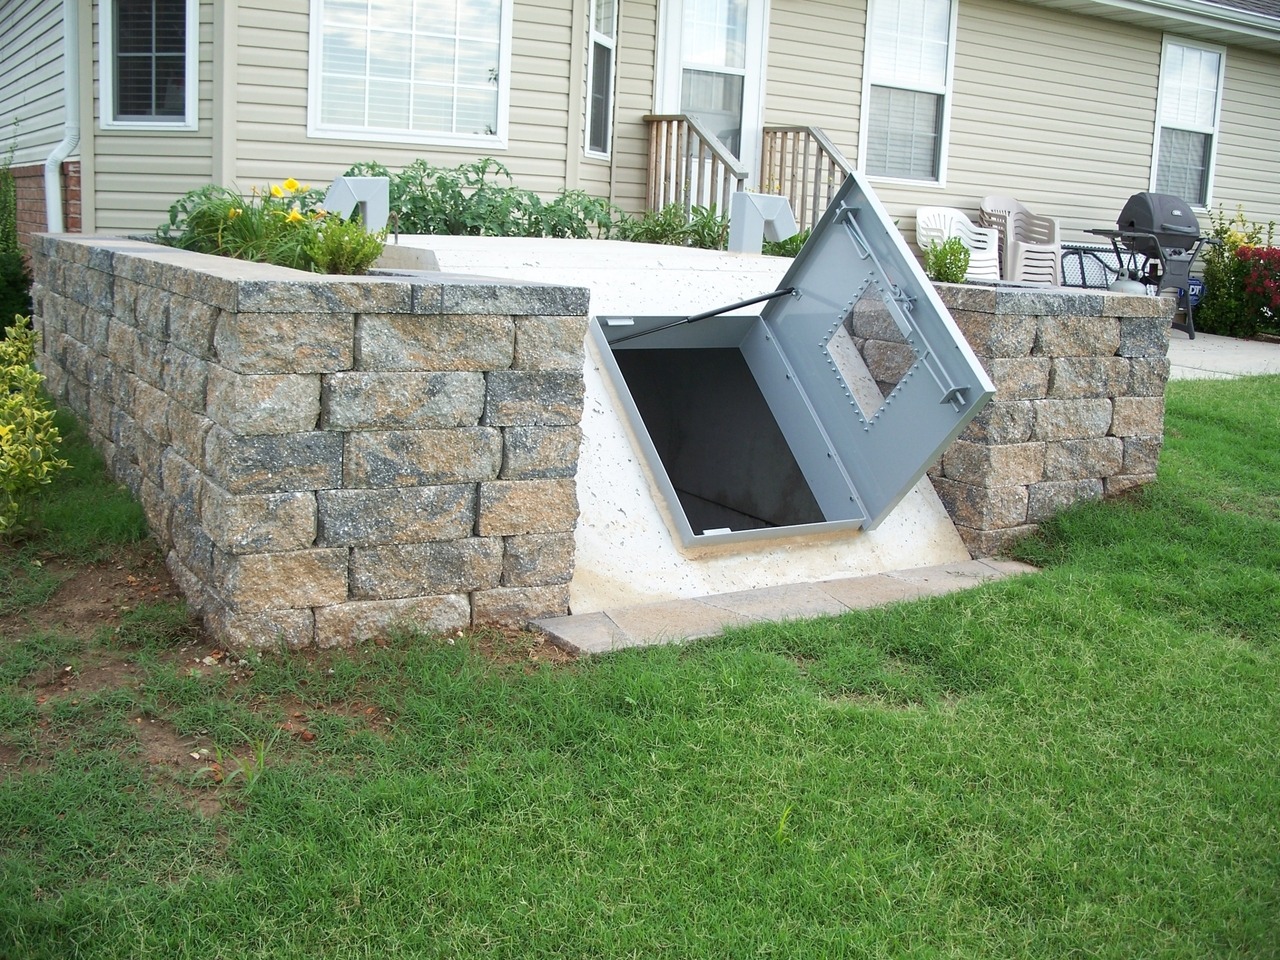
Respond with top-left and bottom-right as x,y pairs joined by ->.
853,283 -> 1173,557
30,235 -> 588,648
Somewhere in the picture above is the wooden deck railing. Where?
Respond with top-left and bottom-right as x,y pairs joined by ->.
643,114 -> 749,217
760,126 -> 854,233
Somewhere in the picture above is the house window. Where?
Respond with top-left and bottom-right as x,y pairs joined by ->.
861,0 -> 955,182
100,0 -> 198,129
586,0 -> 618,156
309,0 -> 513,147
1153,38 -> 1224,207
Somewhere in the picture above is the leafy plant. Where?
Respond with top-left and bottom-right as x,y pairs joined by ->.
0,316 -> 69,536
1240,245 -> 1280,336
1195,206 -> 1277,338
686,204 -> 729,250
156,177 -> 385,275
924,236 -> 970,283
0,139 -> 32,329
345,158 -> 616,239
203,727 -> 277,794
613,203 -> 691,246
763,228 -> 811,258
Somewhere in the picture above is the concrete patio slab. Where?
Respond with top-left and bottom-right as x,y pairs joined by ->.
1167,331 -> 1280,380
532,558 -> 1039,656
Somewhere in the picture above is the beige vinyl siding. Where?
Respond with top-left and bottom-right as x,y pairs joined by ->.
871,0 -> 1166,244
763,0 -> 863,165
606,0 -> 658,213
232,0 -> 575,201
1,0 -> 67,165
89,0 -> 217,233
1214,46 -> 1280,226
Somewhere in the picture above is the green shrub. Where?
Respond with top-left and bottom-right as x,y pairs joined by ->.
156,177 -> 385,274
1,316 -> 69,536
924,236 -> 970,283
763,228 -> 811,258
614,203 -> 729,249
345,158 -> 616,238
1194,206 -> 1277,338
0,144 -> 32,330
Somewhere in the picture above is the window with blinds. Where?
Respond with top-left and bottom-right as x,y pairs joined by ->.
101,0 -> 197,128
861,0 -> 954,182
309,0 -> 512,146
1153,38 -> 1224,207
586,0 -> 618,156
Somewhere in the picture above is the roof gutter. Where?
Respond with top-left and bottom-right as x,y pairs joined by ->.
43,0 -> 80,233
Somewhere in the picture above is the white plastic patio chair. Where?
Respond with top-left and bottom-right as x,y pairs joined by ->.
915,207 -> 1002,282
979,196 -> 1062,286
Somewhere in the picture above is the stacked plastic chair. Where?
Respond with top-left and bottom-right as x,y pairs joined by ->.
914,207 -> 1002,282
979,196 -> 1062,286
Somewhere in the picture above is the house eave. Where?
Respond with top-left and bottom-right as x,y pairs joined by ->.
1019,0 -> 1280,53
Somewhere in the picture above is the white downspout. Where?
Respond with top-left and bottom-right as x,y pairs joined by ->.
44,0 -> 81,233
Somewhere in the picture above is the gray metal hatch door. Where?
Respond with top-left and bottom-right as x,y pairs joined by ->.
594,170 -> 994,545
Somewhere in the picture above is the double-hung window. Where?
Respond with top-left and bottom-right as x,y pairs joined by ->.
1152,37 -> 1224,207
100,0 -> 198,130
860,0 -> 956,183
309,0 -> 513,147
586,0 -> 619,157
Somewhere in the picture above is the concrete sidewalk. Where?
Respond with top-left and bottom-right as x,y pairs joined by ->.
1168,331 -> 1280,380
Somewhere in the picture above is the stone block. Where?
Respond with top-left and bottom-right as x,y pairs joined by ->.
322,371 -> 485,430
845,293 -> 905,342
960,400 -> 1034,444
1034,316 -> 1120,357
1128,357 -> 1172,397
133,380 -> 173,444
940,440 -> 1046,487
85,310 -> 111,352
163,345 -> 209,412
214,311 -> 354,373
860,339 -> 917,391
477,478 -> 579,536
317,486 -> 476,546
1122,436 -> 1164,475
947,311 -> 1037,357
1027,479 -> 1104,522
931,477 -> 1029,529
206,366 -> 321,435
954,524 -> 1040,559
1047,357 -> 1132,399
1100,291 -> 1172,318
313,595 -> 472,647
205,427 -> 344,494
484,371 -> 584,426
472,584 -> 571,627
166,551 -> 211,619
215,548 -> 349,613
1117,317 -> 1171,357
1030,398 -> 1113,441
985,357 -> 1050,400
501,425 -> 582,479
169,297 -> 221,359
140,479 -> 171,544
1105,473 -> 1157,497
1110,396 -> 1165,437
356,313 -> 514,372
206,603 -> 317,650
161,448 -> 204,522
502,533 -> 576,587
106,319 -> 142,374
350,538 -> 504,599
135,285 -> 171,342
344,428 -> 502,486
171,521 -> 217,583
1042,437 -> 1124,480
202,486 -> 317,553
514,315 -> 589,370
166,402 -> 213,470
438,278 -> 590,317
236,278 -> 413,315
113,277 -> 140,322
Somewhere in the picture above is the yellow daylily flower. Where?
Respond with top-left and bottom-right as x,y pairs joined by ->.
283,177 -> 301,192
270,184 -> 285,198
286,208 -> 306,224
228,208 -> 242,219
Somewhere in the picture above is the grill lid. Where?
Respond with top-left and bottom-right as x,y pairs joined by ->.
1117,192 -> 1201,256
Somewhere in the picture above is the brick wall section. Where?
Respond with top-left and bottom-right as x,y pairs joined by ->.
30,235 -> 588,649
852,283 -> 1173,558
11,162 -> 82,258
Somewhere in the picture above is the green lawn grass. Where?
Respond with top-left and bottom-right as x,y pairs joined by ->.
2,379 -> 1278,959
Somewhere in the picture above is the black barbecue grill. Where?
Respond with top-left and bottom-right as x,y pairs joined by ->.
1087,191 -> 1216,339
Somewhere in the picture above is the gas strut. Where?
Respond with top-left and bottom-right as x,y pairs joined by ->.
607,287 -> 798,346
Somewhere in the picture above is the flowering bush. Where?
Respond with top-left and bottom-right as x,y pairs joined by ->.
1195,206 -> 1277,338
1241,245 -> 1280,335
1,316 -> 68,536
156,177 -> 385,275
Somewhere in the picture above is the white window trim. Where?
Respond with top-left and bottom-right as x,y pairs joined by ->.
584,0 -> 619,160
99,0 -> 200,132
306,0 -> 513,149
1150,34 -> 1226,211
856,0 -> 958,188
